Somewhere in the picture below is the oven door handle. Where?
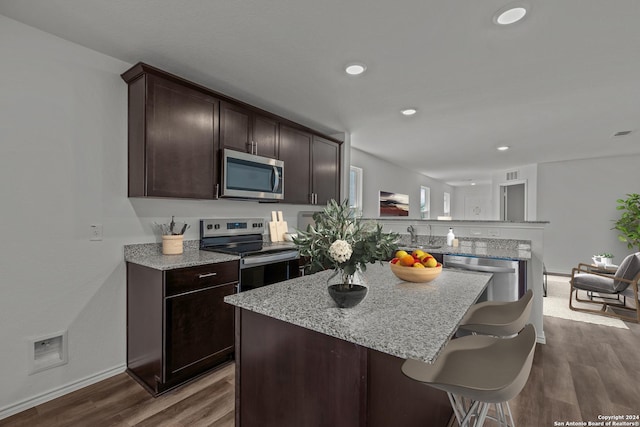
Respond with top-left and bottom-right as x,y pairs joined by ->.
241,251 -> 299,268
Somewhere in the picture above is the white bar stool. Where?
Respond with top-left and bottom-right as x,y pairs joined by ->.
457,289 -> 533,337
402,324 -> 536,427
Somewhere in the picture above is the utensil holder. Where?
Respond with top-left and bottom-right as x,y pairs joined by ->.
162,235 -> 184,255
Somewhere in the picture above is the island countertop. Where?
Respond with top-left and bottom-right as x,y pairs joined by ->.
224,263 -> 492,363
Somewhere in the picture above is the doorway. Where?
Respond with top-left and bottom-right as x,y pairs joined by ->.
500,182 -> 526,221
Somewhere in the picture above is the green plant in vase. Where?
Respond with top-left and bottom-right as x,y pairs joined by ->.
293,199 -> 398,307
613,193 -> 640,252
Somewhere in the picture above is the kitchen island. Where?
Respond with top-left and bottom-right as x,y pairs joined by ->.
224,263 -> 492,427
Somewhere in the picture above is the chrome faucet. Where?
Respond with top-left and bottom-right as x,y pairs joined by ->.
407,225 -> 418,244
427,224 -> 435,245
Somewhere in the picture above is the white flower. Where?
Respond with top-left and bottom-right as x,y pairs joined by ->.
328,240 -> 352,263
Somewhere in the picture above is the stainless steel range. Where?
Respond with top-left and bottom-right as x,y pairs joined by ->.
200,218 -> 300,292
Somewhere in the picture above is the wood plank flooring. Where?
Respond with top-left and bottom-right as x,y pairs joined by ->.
2,316 -> 639,426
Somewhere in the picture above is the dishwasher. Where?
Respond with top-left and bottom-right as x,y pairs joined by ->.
443,254 -> 523,302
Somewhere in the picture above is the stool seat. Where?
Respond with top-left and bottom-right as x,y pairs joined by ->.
458,289 -> 533,337
402,324 -> 536,426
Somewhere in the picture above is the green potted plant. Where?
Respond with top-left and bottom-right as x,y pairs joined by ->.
592,252 -> 614,267
293,199 -> 398,308
613,193 -> 640,252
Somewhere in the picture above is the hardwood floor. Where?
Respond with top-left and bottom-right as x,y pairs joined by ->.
2,317 -> 639,426
0,363 -> 235,427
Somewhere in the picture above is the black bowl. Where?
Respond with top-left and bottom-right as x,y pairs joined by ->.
327,284 -> 368,308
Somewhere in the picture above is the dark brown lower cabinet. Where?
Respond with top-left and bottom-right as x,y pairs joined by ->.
127,261 -> 239,396
235,309 -> 452,427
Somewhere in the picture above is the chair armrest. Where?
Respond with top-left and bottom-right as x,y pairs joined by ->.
571,263 -> 627,281
571,263 -> 599,279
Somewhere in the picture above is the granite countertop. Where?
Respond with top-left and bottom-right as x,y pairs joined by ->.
400,245 -> 532,260
124,240 -> 239,270
398,236 -> 532,260
224,263 -> 491,363
368,218 -> 549,224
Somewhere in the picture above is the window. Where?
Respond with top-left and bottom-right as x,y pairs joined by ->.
349,166 -> 363,214
420,186 -> 431,219
444,192 -> 451,216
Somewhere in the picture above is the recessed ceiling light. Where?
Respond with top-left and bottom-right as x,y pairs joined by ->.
494,6 -> 527,25
401,108 -> 417,116
497,145 -> 510,151
345,63 -> 366,76
470,182 -> 477,186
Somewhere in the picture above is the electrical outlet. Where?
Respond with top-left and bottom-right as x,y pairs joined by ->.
90,224 -> 103,241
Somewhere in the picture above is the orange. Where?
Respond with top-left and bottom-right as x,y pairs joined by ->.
399,255 -> 416,266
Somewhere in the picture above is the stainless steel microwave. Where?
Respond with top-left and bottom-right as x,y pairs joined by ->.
220,149 -> 284,200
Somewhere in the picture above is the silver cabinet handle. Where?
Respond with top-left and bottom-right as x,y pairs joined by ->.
198,272 -> 218,278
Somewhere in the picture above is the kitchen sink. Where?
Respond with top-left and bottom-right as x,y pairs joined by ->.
419,245 -> 442,250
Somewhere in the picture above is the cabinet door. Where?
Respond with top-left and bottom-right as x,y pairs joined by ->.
253,114 -> 278,159
146,75 -> 217,199
165,282 -> 236,383
312,135 -> 340,205
220,101 -> 252,153
279,125 -> 312,204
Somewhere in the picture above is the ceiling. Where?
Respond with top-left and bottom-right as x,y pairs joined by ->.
1,0 -> 638,186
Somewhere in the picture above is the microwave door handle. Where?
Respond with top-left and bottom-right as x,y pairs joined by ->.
272,166 -> 280,192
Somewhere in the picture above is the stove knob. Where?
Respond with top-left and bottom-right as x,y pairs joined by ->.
214,224 -> 221,230
207,224 -> 213,230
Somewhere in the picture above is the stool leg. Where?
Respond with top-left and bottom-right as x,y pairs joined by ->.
495,402 -> 507,426
505,401 -> 515,427
448,393 -> 470,426
474,402 -> 490,426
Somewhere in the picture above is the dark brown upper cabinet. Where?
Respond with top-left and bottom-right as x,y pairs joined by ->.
220,101 -> 279,159
122,62 -> 340,202
280,126 -> 340,205
252,114 -> 279,159
280,125 -> 312,204
123,67 -> 219,199
312,135 -> 340,205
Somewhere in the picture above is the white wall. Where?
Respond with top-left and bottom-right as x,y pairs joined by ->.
452,184 -> 493,220
0,15 -> 328,417
491,164 -> 538,221
350,147 -> 455,219
538,154 -> 640,273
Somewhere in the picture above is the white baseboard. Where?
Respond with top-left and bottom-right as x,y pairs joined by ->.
0,364 -> 126,421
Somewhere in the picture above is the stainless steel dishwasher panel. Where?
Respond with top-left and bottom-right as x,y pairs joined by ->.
443,255 -> 521,302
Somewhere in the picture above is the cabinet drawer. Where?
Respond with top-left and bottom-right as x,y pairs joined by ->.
166,261 -> 239,296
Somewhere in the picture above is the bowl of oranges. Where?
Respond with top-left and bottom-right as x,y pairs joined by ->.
389,249 -> 442,283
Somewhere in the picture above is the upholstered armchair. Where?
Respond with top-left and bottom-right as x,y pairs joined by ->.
569,253 -> 640,323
